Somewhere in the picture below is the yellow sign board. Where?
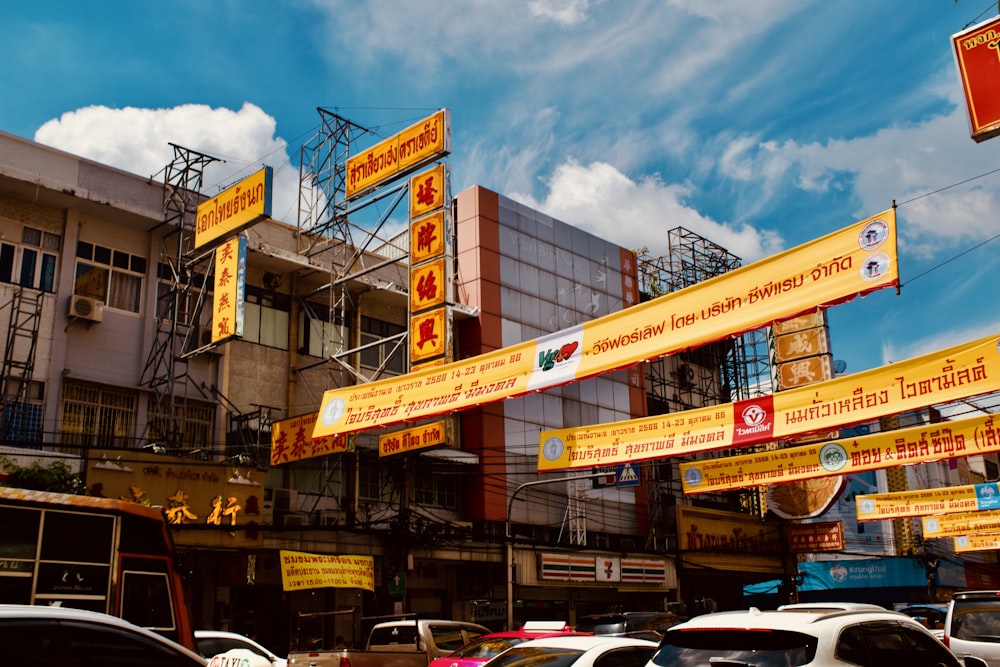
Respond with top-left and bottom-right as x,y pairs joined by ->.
279,550 -> 374,592
680,412 -> 1000,494
955,534 -> 1000,553
378,420 -> 448,457
195,167 -> 272,250
409,163 -> 448,219
312,209 -> 898,448
855,484 -> 991,521
211,236 -> 246,343
346,110 -> 450,199
410,258 -> 446,313
923,509 -> 1000,538
411,211 -> 446,264
271,412 -> 351,465
539,331 -> 1000,471
409,308 -> 448,363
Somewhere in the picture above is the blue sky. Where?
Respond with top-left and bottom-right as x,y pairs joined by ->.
4,0 -> 1000,382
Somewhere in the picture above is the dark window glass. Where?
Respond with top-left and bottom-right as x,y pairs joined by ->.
39,511 -> 114,562
0,243 -> 14,282
19,247 -> 37,286
93,245 -> 112,265
112,249 -> 129,269
77,240 -> 93,259
40,253 -> 57,292
131,255 -> 147,274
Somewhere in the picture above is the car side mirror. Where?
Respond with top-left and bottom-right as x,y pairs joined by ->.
963,657 -> 989,667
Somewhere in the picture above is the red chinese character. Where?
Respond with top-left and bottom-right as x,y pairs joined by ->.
416,317 -> 439,349
217,267 -> 233,288
217,293 -> 231,312
272,430 -> 290,462
417,220 -> 438,254
416,175 -> 437,207
417,272 -> 438,302
216,317 -> 231,337
219,243 -> 235,263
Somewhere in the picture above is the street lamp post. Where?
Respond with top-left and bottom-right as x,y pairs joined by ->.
505,471 -> 609,630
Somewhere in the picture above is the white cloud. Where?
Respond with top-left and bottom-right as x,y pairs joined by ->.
511,158 -> 784,262
528,0 -> 590,25
33,103 -> 300,225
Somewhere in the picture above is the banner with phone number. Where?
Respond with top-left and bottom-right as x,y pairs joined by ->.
539,332 -> 1000,471
311,209 -> 897,449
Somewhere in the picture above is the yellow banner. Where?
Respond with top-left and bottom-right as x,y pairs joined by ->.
195,167 -> 272,250
271,412 -> 351,465
313,209 -> 898,448
346,110 -> 449,199
379,420 -> 447,456
409,163 -> 448,218
680,413 -> 1000,494
955,534 -> 1000,553
211,236 -> 246,343
923,509 -> 1000,538
539,331 -> 1000,471
856,483 -> 1000,521
279,550 -> 374,592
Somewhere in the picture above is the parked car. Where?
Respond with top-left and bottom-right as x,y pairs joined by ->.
573,611 -> 682,641
196,629 -> 287,667
895,603 -> 947,639
0,603 -> 206,666
480,634 -> 657,667
944,590 -> 1000,667
648,606 -> 988,667
428,621 -> 586,667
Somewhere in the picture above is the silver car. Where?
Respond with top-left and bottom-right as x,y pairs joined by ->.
945,590 -> 1000,667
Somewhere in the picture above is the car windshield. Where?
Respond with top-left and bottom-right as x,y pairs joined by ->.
453,637 -> 524,659
652,629 -> 817,667
952,602 -> 1000,642
485,646 -> 585,667
575,618 -> 626,635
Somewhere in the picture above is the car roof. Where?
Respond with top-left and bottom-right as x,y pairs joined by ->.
506,635 -> 658,649
777,602 -> 886,611
668,607 -> 918,633
0,604 -> 204,659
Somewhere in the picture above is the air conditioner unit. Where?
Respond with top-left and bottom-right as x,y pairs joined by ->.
68,295 -> 103,323
282,513 -> 310,528
272,488 -> 298,513
318,509 -> 341,527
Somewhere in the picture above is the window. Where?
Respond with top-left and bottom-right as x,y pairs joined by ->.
60,380 -> 138,449
415,469 -> 458,509
0,226 -> 60,292
360,316 -> 406,375
75,241 -> 146,313
358,458 -> 391,502
145,396 -> 216,450
243,285 -> 289,349
1,380 -> 45,443
298,303 -> 346,358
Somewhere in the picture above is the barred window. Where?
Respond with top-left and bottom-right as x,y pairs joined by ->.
0,226 -> 60,292
415,470 -> 458,509
145,396 -> 216,450
60,380 -> 137,449
76,241 -> 146,313
1,380 -> 45,443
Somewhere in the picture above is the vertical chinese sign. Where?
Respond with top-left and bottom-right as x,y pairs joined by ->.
953,15 -> 1000,142
408,162 -> 453,369
212,235 -> 247,343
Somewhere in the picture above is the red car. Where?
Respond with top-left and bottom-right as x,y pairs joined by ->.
428,622 -> 588,667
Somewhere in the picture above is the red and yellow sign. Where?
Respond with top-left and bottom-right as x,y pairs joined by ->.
855,484 -> 987,522
311,210 -> 898,449
279,550 -> 374,592
773,309 -> 824,335
953,15 -> 1000,142
775,354 -> 833,390
923,510 -> 1000,539
211,235 -> 246,343
409,309 -> 448,363
195,167 -> 272,250
411,211 -> 446,264
774,326 -> 830,362
379,420 -> 447,457
680,413 -> 1000,494
676,505 -> 784,573
271,412 -> 351,465
346,110 -> 450,199
539,331 -> 1000,471
409,164 -> 448,219
789,521 -> 844,552
410,258 -> 446,313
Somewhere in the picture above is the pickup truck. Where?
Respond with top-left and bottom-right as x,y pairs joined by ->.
288,618 -> 491,667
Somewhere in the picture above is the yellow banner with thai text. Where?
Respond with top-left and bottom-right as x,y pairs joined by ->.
312,210 -> 898,449
924,509 -> 1000,538
279,550 -> 374,592
955,534 -> 1000,553
346,110 -> 449,199
195,167 -> 272,250
379,420 -> 447,457
856,482 -> 1000,521
680,412 -> 1000,494
539,332 -> 1000,471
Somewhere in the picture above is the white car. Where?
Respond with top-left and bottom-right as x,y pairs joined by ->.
196,629 -> 288,667
648,606 -> 988,667
481,634 -> 657,667
944,590 -> 1000,667
0,603 -> 206,666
